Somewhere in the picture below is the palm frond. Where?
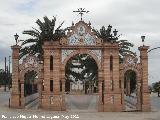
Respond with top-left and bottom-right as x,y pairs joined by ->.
21,38 -> 38,46
21,16 -> 65,59
32,27 -> 40,34
56,21 -> 64,30
23,30 -> 40,37
36,19 -> 45,31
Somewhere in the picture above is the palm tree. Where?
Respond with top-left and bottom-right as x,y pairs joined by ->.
65,54 -> 98,93
65,54 -> 98,82
118,40 -> 135,63
20,16 -> 65,59
93,26 -> 114,42
93,25 -> 135,63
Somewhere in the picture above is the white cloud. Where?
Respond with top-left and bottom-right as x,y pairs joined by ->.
0,0 -> 160,84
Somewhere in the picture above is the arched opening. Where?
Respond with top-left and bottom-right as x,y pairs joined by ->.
65,53 -> 98,111
65,53 -> 98,94
124,70 -> 137,111
124,70 -> 136,96
24,70 -> 39,107
24,70 -> 38,97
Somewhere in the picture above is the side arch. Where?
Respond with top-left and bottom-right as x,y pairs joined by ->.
18,55 -> 42,108
121,66 -> 142,111
20,67 -> 41,82
123,67 -> 141,83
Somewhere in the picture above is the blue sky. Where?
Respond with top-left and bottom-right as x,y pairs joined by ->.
0,0 -> 160,84
15,0 -> 38,13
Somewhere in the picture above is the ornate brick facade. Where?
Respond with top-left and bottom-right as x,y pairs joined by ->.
11,21 -> 150,112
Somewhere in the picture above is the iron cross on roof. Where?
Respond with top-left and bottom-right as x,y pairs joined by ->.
73,8 -> 89,21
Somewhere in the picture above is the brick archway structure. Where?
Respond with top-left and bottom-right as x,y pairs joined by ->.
11,21 -> 151,112
19,55 -> 43,108
120,61 -> 142,111
120,53 -> 150,111
10,54 -> 43,108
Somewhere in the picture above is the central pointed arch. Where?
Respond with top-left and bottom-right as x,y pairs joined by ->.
62,50 -> 101,70
64,52 -> 99,111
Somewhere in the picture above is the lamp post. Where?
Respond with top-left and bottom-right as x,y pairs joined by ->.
107,25 -> 113,40
14,33 -> 19,45
113,29 -> 118,36
141,36 -> 145,46
108,25 -> 112,30
14,33 -> 24,45
113,29 -> 118,41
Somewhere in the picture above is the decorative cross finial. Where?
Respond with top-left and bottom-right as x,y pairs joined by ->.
73,8 -> 89,21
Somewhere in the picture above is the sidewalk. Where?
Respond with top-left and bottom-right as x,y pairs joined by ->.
0,86 -> 10,92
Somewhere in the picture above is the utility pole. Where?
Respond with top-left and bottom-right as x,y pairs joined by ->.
8,56 -> 11,89
6,66 -> 9,90
4,57 -> 6,91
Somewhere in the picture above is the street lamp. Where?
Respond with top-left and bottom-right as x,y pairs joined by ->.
107,25 -> 112,39
14,33 -> 19,45
113,29 -> 118,36
141,36 -> 145,46
14,33 -> 24,45
55,29 -> 61,34
108,25 -> 112,30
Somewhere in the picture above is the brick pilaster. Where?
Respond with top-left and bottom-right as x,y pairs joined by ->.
10,45 -> 21,108
138,46 -> 151,111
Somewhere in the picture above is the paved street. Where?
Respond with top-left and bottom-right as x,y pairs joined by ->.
151,93 -> 160,111
0,91 -> 10,106
65,95 -> 97,112
0,92 -> 160,120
